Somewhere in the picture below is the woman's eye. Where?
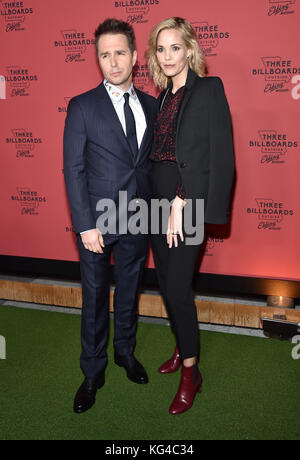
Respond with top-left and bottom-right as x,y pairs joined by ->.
157,48 -> 163,53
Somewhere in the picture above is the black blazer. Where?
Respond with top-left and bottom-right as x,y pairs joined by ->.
158,69 -> 235,225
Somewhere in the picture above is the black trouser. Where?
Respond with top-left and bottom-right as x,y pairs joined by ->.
150,162 -> 202,360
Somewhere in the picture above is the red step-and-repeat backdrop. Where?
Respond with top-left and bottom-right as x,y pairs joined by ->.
0,0 -> 299,280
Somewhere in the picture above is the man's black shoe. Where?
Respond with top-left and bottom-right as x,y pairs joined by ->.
114,352 -> 149,384
73,375 -> 105,414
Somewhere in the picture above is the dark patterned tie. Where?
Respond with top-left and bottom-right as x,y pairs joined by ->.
124,92 -> 138,159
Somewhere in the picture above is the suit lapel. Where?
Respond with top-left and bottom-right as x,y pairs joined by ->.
134,88 -> 152,164
96,83 -> 134,166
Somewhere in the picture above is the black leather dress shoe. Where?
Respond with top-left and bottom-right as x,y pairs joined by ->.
114,352 -> 149,384
73,375 -> 105,414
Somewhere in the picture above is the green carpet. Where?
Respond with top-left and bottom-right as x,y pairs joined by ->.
0,305 -> 299,440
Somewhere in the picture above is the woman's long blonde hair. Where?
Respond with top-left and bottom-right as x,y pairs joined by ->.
145,17 -> 206,89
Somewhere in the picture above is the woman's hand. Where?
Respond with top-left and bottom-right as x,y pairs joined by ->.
167,196 -> 186,248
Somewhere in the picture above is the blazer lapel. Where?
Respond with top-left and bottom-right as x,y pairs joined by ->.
176,69 -> 198,139
96,83 -> 134,166
133,88 -> 153,164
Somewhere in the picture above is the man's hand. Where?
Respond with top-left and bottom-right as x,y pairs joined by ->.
81,229 -> 105,254
167,196 -> 186,248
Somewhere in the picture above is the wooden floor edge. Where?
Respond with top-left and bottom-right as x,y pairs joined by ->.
1,279 -> 300,330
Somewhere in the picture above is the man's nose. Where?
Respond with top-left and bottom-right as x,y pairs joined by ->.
110,54 -> 117,67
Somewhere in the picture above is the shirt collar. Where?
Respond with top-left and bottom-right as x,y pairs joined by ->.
104,79 -> 137,103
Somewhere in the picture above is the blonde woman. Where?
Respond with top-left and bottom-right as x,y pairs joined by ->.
146,17 -> 235,415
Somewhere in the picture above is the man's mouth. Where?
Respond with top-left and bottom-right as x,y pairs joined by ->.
111,71 -> 122,77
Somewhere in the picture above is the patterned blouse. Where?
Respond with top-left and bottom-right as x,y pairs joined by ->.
150,86 -> 186,200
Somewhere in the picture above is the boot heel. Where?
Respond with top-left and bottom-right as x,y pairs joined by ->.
197,374 -> 203,393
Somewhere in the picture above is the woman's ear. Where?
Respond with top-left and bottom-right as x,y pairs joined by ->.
132,50 -> 138,67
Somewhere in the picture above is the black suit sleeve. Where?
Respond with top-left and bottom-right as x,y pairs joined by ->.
63,98 -> 95,234
206,77 -> 235,224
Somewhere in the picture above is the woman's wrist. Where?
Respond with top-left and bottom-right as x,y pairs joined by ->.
173,195 -> 186,209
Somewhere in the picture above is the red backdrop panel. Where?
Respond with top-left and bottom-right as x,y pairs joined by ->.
0,0 -> 299,280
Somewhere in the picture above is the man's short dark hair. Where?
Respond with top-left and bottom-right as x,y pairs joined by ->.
95,19 -> 136,55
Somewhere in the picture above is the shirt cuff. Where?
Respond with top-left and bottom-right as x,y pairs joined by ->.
176,183 -> 186,200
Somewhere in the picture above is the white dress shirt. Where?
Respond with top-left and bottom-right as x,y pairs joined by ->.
104,79 -> 147,148
80,80 -> 147,235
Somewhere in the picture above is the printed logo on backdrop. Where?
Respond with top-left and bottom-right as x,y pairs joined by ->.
6,129 -> 42,158
252,57 -> 300,93
291,75 -> 300,100
0,75 -> 6,99
0,1 -> 34,32
54,30 -> 96,63
66,225 -> 75,234
204,237 -> 224,257
249,130 -> 298,164
192,22 -> 230,57
268,0 -> 296,16
11,187 -> 47,216
58,97 -> 72,114
247,198 -> 294,230
5,66 -> 37,97
133,63 -> 150,92
114,0 -> 160,25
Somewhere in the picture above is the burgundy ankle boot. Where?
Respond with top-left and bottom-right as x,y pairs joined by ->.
158,346 -> 182,374
169,364 -> 202,415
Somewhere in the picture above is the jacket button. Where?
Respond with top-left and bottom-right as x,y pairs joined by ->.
180,162 -> 187,169
131,195 -> 140,203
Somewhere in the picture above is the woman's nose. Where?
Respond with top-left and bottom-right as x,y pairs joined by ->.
164,50 -> 171,60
